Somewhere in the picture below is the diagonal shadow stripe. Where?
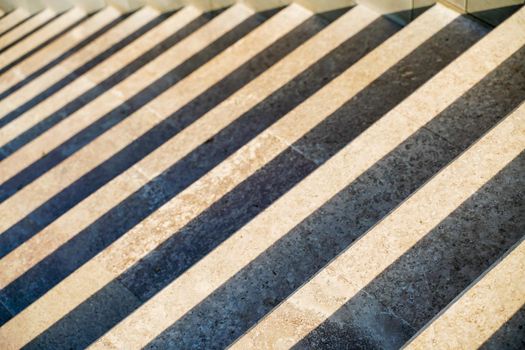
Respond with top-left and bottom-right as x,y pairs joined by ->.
0,12 -> 336,270
480,303 -> 525,349
0,11 -> 35,38
0,11 -> 89,67
11,17 -> 490,348
0,11 -> 59,54
0,12 -> 398,337
0,9 -> 245,200
0,10 -> 133,107
295,151 -> 525,349
142,47 -> 524,349
0,10 -> 209,151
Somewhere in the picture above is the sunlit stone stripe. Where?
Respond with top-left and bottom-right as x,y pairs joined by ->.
0,8 -> 54,51
406,235 -> 525,349
0,6 -> 189,150
232,103 -> 525,349
0,4 -> 249,188
82,8 -> 525,348
0,4 -> 306,243
0,5 -> 380,288
0,8 -> 30,36
0,6 -> 122,98
0,5 -> 460,349
0,7 -> 86,69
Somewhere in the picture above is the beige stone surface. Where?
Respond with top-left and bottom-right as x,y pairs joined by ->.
0,6 -> 121,93
0,7 -> 86,69
0,6 -> 167,147
0,7 -> 55,51
406,235 -> 525,349
232,101 -> 525,350
0,4 -> 304,241
0,4 -> 376,288
0,7 -> 29,34
0,4 -> 458,347
0,4 -> 466,347
0,5 -> 202,176
82,6 -> 524,347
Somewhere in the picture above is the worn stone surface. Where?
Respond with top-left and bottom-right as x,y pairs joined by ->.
234,98 -> 525,350
0,8 -> 30,36
0,6 -> 120,92
0,3 -> 524,350
408,235 -> 525,350
0,8 -> 86,71
0,8 -> 55,52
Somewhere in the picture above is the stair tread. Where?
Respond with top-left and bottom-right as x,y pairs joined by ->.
0,6 -> 123,96
0,2 -> 383,303
0,7 -> 86,70
0,1 -> 523,349
406,233 -> 525,350
233,102 -> 525,349
0,7 -> 121,85
0,8 -> 30,36
0,8 -> 55,51
0,6 -> 193,152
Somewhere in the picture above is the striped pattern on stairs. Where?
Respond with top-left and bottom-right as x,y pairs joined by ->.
0,8 -> 30,37
0,1 -> 523,349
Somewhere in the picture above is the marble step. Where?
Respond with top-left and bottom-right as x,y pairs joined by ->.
0,0 -> 391,315
0,6 -> 123,98
0,1 -> 523,349
0,7 -> 86,70
0,5 -> 200,154
406,233 -> 525,350
78,5 -> 522,348
233,100 -> 525,350
0,4 -> 312,258
0,7 -> 30,36
0,7 -> 56,51
0,3 -> 503,348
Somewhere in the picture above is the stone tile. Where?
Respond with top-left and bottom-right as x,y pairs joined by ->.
0,8 -> 85,71
480,305 -> 525,350
0,8 -> 30,35
364,152 -> 525,330
424,45 -> 525,151
0,6 -> 153,120
0,8 -> 55,52
0,301 -> 12,326
234,95 -> 525,350
0,3 -> 378,298
2,6 -> 119,83
117,146 -> 316,302
408,237 -> 525,350
22,279 -> 141,350
291,13 -> 487,164
0,7 -> 201,157
293,290 -> 414,350
0,4 -> 252,188
268,4 -> 464,152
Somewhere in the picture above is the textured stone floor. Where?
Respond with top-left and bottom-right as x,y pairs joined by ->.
0,1 -> 523,349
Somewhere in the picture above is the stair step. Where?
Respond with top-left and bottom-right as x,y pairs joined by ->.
0,7 -> 86,70
0,8 -> 55,51
0,1 -> 522,348
0,8 -> 30,36
0,1 -> 392,308
0,3 -> 501,348
232,101 -> 525,350
0,4 -> 308,255
0,6 -> 122,96
406,234 -> 525,350
0,6 -> 197,154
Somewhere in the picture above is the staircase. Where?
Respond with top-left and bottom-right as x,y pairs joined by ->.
0,0 -> 523,348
